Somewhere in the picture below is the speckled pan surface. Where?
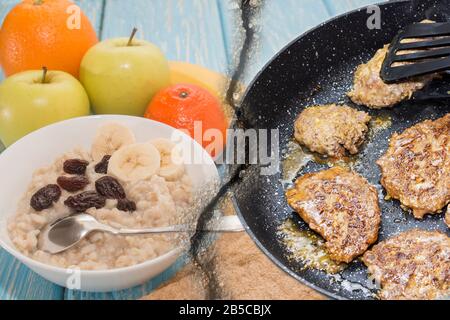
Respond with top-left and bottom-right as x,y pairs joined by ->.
234,0 -> 450,300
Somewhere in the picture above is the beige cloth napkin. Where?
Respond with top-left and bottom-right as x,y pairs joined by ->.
142,230 -> 324,300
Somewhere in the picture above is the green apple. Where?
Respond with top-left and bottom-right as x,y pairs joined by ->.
80,29 -> 170,116
0,68 -> 90,147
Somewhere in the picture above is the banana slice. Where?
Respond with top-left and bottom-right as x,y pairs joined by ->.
151,138 -> 185,181
108,143 -> 161,182
91,122 -> 136,162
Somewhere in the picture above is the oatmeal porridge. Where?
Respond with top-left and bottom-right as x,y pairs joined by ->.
8,123 -> 193,270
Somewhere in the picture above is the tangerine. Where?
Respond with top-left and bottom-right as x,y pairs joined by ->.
145,83 -> 228,157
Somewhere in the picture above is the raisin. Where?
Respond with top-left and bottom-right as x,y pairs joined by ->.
30,184 -> 61,211
64,191 -> 106,212
94,155 -> 111,174
117,199 -> 137,212
57,176 -> 89,192
63,159 -> 89,175
95,176 -> 126,199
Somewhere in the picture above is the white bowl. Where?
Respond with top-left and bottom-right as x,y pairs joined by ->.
0,115 -> 219,292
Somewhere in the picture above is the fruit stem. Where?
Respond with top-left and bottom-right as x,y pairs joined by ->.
127,28 -> 138,46
34,0 -> 44,5
41,67 -> 48,84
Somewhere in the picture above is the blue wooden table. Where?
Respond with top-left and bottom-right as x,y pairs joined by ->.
0,0 -> 377,300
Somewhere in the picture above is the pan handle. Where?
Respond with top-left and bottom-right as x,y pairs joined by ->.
205,215 -> 244,232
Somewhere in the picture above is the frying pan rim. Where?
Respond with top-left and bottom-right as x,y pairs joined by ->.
235,0 -> 414,300
232,197 -> 346,300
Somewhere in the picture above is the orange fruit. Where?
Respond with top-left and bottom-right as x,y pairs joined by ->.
0,0 -> 98,78
144,84 -> 228,157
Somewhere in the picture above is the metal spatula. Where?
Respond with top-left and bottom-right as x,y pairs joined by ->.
381,22 -> 450,83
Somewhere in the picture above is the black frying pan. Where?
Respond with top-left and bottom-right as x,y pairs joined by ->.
233,0 -> 450,300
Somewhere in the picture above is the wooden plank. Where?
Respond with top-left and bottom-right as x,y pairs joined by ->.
0,0 -> 16,30
323,0 -> 379,16
75,0 -> 105,34
0,0 -> 104,81
0,0 -> 103,151
65,0 -> 229,299
101,0 -> 228,73
0,0 -> 103,300
218,0 -> 331,85
69,0 -> 331,300
65,257 -> 186,300
0,0 -> 104,35
0,250 -> 64,300
0,0 -> 373,300
0,0 -> 63,300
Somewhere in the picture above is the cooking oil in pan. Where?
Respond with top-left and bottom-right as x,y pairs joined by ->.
310,114 -> 392,169
310,152 -> 359,170
282,113 -> 391,176
369,114 -> 392,138
281,139 -> 359,182
279,114 -> 392,276
281,140 -> 313,185
277,219 -> 346,274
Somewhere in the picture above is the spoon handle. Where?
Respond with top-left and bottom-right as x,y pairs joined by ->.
114,216 -> 244,235
117,224 -> 190,235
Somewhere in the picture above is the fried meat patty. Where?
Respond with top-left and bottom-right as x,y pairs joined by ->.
362,229 -> 450,300
348,20 -> 439,109
294,104 -> 371,158
377,114 -> 450,219
347,45 -> 436,109
285,167 -> 381,263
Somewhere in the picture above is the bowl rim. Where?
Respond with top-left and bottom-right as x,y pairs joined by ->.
0,114 -> 219,275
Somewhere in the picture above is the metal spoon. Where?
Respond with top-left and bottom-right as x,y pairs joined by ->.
37,213 -> 244,254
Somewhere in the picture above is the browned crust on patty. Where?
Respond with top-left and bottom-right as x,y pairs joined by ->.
347,45 -> 436,109
362,229 -> 450,300
377,114 -> 450,219
285,167 -> 381,263
348,20 -> 439,109
294,104 -> 371,158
